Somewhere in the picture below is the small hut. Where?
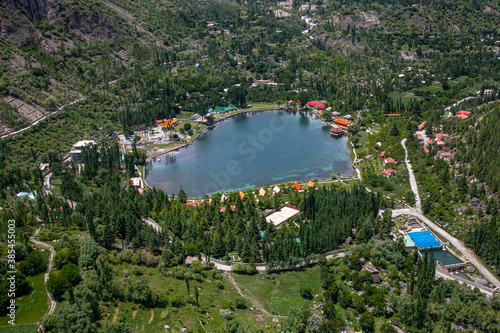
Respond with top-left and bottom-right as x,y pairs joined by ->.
307,180 -> 316,188
272,186 -> 281,195
294,182 -> 304,192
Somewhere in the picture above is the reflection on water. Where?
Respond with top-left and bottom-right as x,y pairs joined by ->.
146,111 -> 354,197
424,249 -> 462,266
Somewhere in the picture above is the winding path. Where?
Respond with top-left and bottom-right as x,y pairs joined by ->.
0,97 -> 85,139
224,273 -> 286,318
397,139 -> 500,290
30,226 -> 57,322
350,141 -> 362,180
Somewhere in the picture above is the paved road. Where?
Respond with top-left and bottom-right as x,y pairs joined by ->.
0,97 -> 85,139
435,267 -> 496,297
142,217 -> 162,233
397,138 -> 500,290
401,138 -> 421,211
43,172 -> 52,194
147,220 -> 345,274
350,142 -> 362,180
30,226 -> 57,320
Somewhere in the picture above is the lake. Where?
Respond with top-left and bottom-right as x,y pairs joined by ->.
145,110 -> 354,197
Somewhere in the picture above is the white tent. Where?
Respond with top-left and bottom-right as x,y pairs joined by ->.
272,186 -> 281,195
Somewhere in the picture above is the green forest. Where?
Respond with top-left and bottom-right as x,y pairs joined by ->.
0,0 -> 500,331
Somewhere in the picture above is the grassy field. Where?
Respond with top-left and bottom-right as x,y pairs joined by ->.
0,325 -> 38,333
414,76 -> 467,94
107,264 -> 282,332
247,103 -> 281,110
176,112 -> 194,120
0,274 -> 47,327
232,265 -> 323,316
387,92 -> 422,104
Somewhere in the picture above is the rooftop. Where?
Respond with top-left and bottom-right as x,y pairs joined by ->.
265,204 -> 301,226
73,140 -> 96,148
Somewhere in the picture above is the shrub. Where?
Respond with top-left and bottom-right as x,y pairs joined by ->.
19,251 -> 46,276
231,264 -> 257,275
299,286 -> 313,299
231,296 -> 247,310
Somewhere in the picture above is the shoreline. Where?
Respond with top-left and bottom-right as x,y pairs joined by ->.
144,108 -> 357,196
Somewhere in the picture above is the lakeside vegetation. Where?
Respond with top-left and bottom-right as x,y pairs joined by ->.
0,0 -> 499,331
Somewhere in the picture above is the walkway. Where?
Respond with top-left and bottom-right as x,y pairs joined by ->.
350,142 -> 362,180
29,226 -> 57,322
43,172 -> 52,194
401,138 -> 421,211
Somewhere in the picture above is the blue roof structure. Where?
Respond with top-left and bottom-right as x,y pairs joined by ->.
408,230 -> 441,249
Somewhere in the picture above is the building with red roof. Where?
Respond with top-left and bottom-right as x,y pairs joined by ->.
386,114 -> 402,117
441,152 -> 451,157
294,182 -> 304,192
330,127 -> 345,136
308,101 -> 318,107
424,147 -> 430,154
417,121 -> 426,131
220,205 -> 236,213
435,133 -> 449,140
379,151 -> 386,157
333,119 -> 352,127
458,110 -> 472,115
185,201 -> 211,207
453,113 -> 469,120
385,157 -> 397,164
315,103 -> 325,110
380,169 -> 396,177
427,139 -> 435,145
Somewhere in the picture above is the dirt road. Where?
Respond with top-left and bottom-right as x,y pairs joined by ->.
30,226 -> 57,320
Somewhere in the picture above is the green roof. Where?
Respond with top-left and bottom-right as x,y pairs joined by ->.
214,103 -> 238,112
404,234 -> 416,248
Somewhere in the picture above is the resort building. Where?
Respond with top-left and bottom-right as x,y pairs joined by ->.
417,121 -> 426,130
265,204 -> 301,226
70,140 -> 96,163
333,119 -> 352,130
330,127 -> 346,137
380,169 -> 396,177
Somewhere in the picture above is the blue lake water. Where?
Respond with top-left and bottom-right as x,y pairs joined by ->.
145,110 -> 354,197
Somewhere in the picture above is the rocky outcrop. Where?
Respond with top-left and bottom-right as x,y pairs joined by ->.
2,0 -> 48,20
400,51 -> 435,60
329,11 -> 380,30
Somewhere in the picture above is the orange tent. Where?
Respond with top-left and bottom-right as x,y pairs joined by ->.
294,182 -> 304,191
